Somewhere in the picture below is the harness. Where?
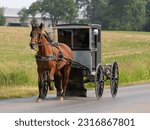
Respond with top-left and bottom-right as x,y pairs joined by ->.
36,44 -> 72,69
35,42 -> 63,62
31,29 -> 71,67
35,53 -> 58,62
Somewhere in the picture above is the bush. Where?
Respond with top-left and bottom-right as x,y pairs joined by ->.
0,15 -> 6,26
0,8 -> 6,26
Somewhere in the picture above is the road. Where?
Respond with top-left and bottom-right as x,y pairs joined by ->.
0,84 -> 150,113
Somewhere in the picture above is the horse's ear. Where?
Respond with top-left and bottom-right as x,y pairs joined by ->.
39,23 -> 43,30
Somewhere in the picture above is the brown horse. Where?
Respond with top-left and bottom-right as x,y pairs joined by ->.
29,23 -> 73,102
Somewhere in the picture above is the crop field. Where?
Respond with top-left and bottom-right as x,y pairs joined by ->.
0,26 -> 150,99
0,27 -> 37,98
102,31 -> 150,85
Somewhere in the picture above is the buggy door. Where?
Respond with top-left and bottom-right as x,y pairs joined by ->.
91,29 -> 97,71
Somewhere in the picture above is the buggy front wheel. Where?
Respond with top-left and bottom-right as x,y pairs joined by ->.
110,61 -> 119,97
95,64 -> 104,100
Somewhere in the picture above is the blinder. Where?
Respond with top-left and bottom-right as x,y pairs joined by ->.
29,30 -> 43,50
29,42 -> 35,49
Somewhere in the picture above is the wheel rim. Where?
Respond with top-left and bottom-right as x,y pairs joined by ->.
95,64 -> 104,100
110,61 -> 119,97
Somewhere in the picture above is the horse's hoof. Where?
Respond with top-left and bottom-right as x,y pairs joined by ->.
59,97 -> 64,101
36,98 -> 42,103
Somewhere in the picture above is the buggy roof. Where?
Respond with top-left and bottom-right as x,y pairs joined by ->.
53,24 -> 101,29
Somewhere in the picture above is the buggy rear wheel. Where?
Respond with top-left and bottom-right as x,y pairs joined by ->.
95,64 -> 104,100
110,61 -> 119,97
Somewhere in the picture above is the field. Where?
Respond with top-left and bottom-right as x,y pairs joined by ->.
102,31 -> 150,85
0,26 -> 150,99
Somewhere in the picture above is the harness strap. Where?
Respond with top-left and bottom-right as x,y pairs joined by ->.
35,53 -> 57,62
51,42 -> 63,59
42,33 -> 63,59
36,35 -> 69,68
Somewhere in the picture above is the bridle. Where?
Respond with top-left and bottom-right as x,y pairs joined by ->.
29,29 -> 63,63
29,29 -> 51,51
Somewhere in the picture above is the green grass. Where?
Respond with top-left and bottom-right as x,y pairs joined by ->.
0,27 -> 37,87
0,26 -> 38,98
102,31 -> 150,85
0,27 -> 150,99
0,86 -> 38,99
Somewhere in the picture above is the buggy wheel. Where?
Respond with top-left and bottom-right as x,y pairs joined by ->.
41,71 -> 48,99
110,61 -> 119,97
95,64 -> 104,100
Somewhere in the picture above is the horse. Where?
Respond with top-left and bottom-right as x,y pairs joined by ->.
29,23 -> 73,102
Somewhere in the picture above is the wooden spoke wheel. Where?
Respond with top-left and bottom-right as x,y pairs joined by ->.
110,61 -> 119,97
95,64 -> 104,100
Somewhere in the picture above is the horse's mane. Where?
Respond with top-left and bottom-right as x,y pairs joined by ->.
43,31 -> 53,43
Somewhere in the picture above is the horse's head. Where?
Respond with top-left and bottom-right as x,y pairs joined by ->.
29,23 -> 53,50
29,23 -> 44,50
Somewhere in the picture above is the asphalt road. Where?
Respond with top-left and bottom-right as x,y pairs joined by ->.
0,84 -> 150,113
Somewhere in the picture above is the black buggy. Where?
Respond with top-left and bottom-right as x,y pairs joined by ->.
51,24 -> 119,99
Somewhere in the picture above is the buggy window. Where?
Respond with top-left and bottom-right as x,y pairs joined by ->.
58,29 -> 89,50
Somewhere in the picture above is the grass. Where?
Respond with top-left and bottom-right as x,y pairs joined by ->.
0,26 -> 37,87
102,31 -> 150,85
0,27 -> 150,99
0,26 -> 38,99
0,86 -> 38,99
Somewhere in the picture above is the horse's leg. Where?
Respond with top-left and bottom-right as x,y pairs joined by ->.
54,71 -> 63,97
47,67 -> 56,90
36,70 -> 44,103
47,71 -> 54,91
61,65 -> 71,101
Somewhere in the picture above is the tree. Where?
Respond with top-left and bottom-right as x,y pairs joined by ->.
28,1 -> 39,25
33,0 -> 77,26
63,1 -> 78,24
144,0 -> 150,31
18,8 -> 29,26
87,0 -> 108,24
27,0 -> 149,30
104,0 -> 146,30
76,0 -> 147,31
0,7 -> 6,26
76,0 -> 108,24
131,0 -> 146,30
